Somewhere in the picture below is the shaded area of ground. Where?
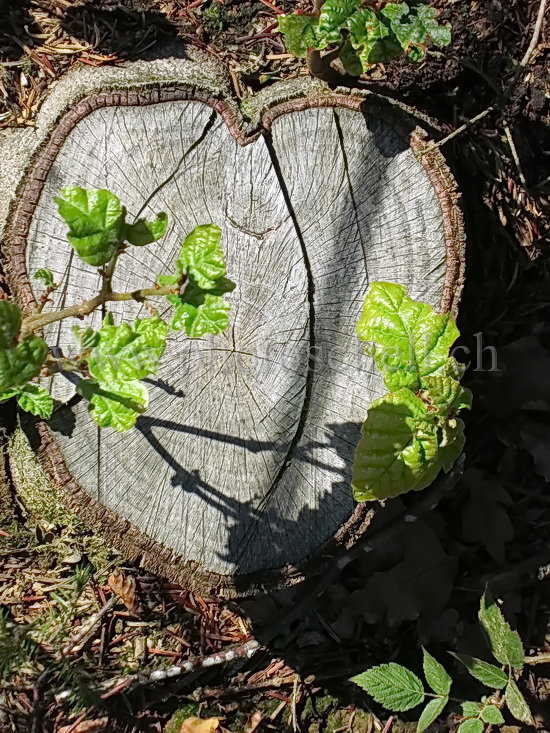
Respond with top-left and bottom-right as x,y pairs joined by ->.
0,0 -> 549,731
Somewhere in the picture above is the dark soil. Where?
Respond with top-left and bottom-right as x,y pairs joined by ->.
0,1 -> 549,732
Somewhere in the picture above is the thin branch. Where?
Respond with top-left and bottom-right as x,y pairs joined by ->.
20,282 -> 183,337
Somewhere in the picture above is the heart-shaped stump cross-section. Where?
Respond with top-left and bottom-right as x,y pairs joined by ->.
2,63 -> 464,596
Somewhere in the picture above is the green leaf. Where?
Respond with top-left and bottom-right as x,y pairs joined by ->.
339,38 -> 364,75
177,224 -> 226,290
351,663 -> 425,712
157,274 -> 180,287
438,418 -> 465,472
180,276 -> 236,305
381,3 -> 451,54
170,294 -> 231,338
451,653 -> 508,689
278,14 -> 324,57
457,720 -> 483,733
480,705 -> 504,725
0,388 -> 19,403
0,336 -> 48,393
357,282 -> 459,392
318,0 -> 360,44
417,696 -> 448,733
55,187 -> 126,266
460,701 -> 482,718
421,374 -> 472,420
0,300 -> 22,350
71,325 -> 100,351
77,378 -> 147,432
352,388 -> 439,501
505,679 -> 534,726
34,269 -> 55,288
87,317 -> 168,382
16,383 -> 54,418
423,649 -> 452,695
124,212 -> 168,246
347,8 -> 401,69
479,590 -> 525,669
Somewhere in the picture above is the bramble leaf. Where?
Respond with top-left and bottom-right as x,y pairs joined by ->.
381,3 -> 451,54
177,224 -> 226,290
55,187 -> 125,266
423,648 -> 452,695
351,663 -> 425,711
451,653 -> 508,689
438,418 -> 465,472
457,720 -> 483,733
422,374 -> 472,420
357,282 -> 459,392
0,300 -> 22,350
170,294 -> 231,338
34,269 -> 55,288
480,705 -> 504,725
87,317 -> 168,382
505,679 -> 534,726
0,336 -> 48,393
124,212 -> 168,246
77,378 -> 147,432
417,696 -> 448,733
16,383 -> 54,418
352,388 -> 439,501
0,388 -> 18,403
347,8 -> 401,69
460,701 -> 482,718
479,590 -> 524,669
318,0 -> 360,44
277,14 -> 324,57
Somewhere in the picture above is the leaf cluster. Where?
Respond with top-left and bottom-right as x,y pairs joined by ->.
0,187 -> 234,432
352,282 -> 471,502
351,591 -> 533,731
278,0 -> 451,75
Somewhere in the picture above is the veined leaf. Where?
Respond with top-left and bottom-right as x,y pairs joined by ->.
177,224 -> 226,290
347,8 -> 401,69
417,696 -> 448,733
357,282 -> 459,392
318,0 -> 360,44
381,3 -> 451,53
460,701 -> 482,718
505,679 -> 534,726
0,336 -> 48,393
422,374 -> 472,420
72,325 -> 100,351
124,212 -> 168,246
87,317 -> 168,382
0,300 -> 22,350
352,388 -> 439,501
170,294 -> 231,338
351,663 -> 425,711
457,720 -> 483,733
278,14 -> 324,57
34,269 -> 55,288
478,590 -> 524,669
423,648 -> 452,695
0,388 -> 18,403
55,187 -> 125,266
16,383 -> 54,418
451,653 -> 508,689
480,705 -> 504,725
339,38 -> 364,74
78,378 -> 147,432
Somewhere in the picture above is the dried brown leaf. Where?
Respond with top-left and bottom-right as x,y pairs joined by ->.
108,569 -> 141,614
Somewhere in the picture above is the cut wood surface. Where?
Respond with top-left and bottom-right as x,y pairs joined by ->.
2,69 -> 464,595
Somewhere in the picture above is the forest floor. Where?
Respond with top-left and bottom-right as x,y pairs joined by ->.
0,0 -> 549,732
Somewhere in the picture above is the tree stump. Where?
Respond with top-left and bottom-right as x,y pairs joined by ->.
0,57 -> 465,597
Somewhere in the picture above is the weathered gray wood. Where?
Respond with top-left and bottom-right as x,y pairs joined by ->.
1,63 -> 464,594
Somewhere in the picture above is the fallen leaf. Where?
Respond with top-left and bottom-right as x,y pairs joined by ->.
348,520 -> 455,628
58,718 -> 109,733
108,569 -> 141,614
178,718 -> 220,733
461,468 -> 514,563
